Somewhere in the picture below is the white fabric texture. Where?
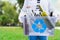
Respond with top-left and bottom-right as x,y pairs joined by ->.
18,0 -> 55,23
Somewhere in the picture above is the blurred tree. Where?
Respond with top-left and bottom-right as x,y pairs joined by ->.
2,2 -> 19,26
0,15 -> 2,25
0,1 -> 5,15
17,0 -> 24,8
56,20 -> 60,26
0,1 -> 19,26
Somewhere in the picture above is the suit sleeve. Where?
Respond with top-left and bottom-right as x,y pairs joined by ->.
18,0 -> 28,23
48,0 -> 53,14
48,0 -> 57,23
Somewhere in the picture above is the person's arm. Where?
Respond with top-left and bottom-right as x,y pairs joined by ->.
18,10 -> 27,23
18,9 -> 27,27
48,0 -> 58,24
18,0 -> 28,28
18,0 -> 27,23
48,0 -> 53,17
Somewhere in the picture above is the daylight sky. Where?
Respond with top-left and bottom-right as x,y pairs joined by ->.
2,0 -> 17,5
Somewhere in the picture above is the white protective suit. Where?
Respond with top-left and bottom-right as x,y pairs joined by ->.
18,0 -> 57,36
18,0 -> 54,23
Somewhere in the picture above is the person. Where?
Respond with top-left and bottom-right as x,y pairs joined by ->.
18,0 -> 56,40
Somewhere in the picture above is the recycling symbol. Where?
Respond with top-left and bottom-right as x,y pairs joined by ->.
32,18 -> 47,33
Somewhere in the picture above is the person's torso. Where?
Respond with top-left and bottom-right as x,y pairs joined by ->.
26,0 -> 49,14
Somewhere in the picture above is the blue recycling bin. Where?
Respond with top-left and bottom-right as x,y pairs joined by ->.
23,16 -> 55,36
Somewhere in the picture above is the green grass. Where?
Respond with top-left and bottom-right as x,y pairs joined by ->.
49,29 -> 60,40
0,27 -> 28,40
0,26 -> 60,40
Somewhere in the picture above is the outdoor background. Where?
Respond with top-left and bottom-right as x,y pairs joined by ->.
0,0 -> 60,40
